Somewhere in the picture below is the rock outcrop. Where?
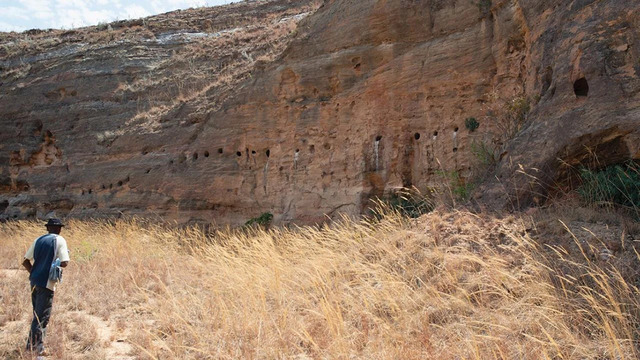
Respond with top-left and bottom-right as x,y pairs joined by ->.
1,0 -> 638,224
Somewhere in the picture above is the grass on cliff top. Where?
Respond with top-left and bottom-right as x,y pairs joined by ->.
1,205 -> 640,359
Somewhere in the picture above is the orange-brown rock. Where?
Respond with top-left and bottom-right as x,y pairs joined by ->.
1,0 -> 639,224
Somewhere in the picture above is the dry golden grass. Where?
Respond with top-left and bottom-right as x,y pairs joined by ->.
1,207 -> 639,359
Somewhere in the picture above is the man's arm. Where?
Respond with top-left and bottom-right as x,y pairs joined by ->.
22,258 -> 32,273
57,236 -> 70,268
23,239 -> 36,274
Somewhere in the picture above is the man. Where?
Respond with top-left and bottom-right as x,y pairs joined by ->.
22,218 -> 70,355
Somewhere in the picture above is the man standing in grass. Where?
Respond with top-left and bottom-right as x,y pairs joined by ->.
22,218 -> 70,355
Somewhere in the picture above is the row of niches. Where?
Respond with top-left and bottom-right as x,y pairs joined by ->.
374,127 -> 460,142
191,148 -> 224,160
81,176 -> 130,195
184,129 -> 462,166
187,148 -> 273,161
185,78 -> 591,163
189,143 -> 333,163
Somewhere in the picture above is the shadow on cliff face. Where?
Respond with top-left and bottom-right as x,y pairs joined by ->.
479,126 -> 639,214
554,126 -> 635,191
359,131 -> 421,215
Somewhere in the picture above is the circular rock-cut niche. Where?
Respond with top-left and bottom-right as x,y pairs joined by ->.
414,132 -> 421,140
375,135 -> 382,141
574,77 -> 589,97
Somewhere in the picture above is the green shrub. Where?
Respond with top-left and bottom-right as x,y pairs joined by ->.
507,96 -> 530,125
470,140 -> 496,166
465,117 -> 480,132
577,161 -> 640,215
436,170 -> 474,202
244,212 -> 274,227
493,96 -> 530,140
384,188 -> 434,218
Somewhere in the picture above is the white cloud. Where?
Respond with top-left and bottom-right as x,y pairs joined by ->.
0,0 -> 235,32
149,0 -> 209,14
18,0 -> 53,20
0,6 -> 30,20
0,20 -> 24,32
19,0 -> 51,12
124,4 -> 149,19
55,0 -> 87,7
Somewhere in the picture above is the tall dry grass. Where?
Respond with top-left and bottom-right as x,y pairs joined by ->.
1,207 -> 639,359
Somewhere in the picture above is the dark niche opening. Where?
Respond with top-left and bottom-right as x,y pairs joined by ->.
541,66 -> 553,96
193,152 -> 198,160
453,147 -> 458,152
218,148 -> 223,154
375,135 -> 382,141
295,149 -> 300,153
414,132 -> 421,140
236,151 -> 242,157
574,77 -> 589,97
117,181 -> 123,186
454,127 -> 459,132
204,151 -> 209,157
266,149 -> 270,157
251,150 -> 256,155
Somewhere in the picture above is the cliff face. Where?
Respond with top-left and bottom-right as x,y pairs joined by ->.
1,0 -> 639,224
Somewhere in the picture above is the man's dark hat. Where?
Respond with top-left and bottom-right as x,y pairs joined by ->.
45,218 -> 64,227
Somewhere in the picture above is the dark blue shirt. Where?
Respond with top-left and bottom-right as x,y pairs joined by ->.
29,234 -> 57,288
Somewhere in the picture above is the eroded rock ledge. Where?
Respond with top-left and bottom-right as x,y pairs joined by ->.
1,0 -> 638,224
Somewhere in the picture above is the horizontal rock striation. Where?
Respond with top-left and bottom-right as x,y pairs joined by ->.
1,0 -> 638,224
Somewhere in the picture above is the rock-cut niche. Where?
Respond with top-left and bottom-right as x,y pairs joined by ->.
573,77 -> 589,97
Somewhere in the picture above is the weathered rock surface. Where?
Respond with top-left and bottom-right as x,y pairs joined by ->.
1,0 -> 638,224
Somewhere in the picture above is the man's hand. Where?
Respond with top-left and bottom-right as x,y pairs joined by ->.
21,259 -> 32,274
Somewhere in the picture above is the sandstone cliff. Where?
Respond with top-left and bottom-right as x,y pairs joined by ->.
1,0 -> 638,224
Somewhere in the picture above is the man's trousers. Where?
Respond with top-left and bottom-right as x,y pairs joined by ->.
26,286 -> 54,352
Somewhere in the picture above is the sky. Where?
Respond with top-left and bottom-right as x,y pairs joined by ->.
0,0 -> 236,32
